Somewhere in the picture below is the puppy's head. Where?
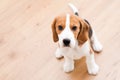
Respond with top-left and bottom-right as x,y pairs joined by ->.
51,14 -> 89,48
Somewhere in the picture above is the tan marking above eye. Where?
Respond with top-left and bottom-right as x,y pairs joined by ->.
69,15 -> 81,39
71,26 -> 77,31
55,16 -> 66,34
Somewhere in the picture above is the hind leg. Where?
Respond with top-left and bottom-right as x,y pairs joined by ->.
90,29 -> 103,52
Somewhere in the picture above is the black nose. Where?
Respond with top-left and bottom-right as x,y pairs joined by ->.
63,39 -> 70,46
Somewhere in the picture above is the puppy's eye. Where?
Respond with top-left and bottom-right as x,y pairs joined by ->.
72,26 -> 77,31
58,25 -> 63,30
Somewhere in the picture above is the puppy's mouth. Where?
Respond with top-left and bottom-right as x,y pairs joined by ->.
63,45 -> 70,47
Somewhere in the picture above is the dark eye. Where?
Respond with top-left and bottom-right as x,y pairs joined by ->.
58,25 -> 63,30
72,26 -> 77,31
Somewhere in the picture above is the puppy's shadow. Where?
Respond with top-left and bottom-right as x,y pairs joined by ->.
68,57 -> 95,80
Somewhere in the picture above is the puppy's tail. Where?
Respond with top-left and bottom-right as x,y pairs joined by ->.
68,3 -> 79,16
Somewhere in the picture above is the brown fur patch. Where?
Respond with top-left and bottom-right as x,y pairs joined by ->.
77,18 -> 89,45
55,15 -> 66,34
51,18 -> 58,42
70,15 -> 81,39
84,19 -> 93,39
51,15 -> 66,42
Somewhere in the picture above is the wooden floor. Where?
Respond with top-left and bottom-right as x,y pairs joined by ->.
0,0 -> 120,80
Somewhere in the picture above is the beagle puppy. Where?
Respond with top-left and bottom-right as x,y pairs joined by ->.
51,3 -> 103,75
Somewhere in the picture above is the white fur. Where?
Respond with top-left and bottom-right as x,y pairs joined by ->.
68,3 -> 78,14
55,48 -> 63,58
86,53 -> 99,75
91,29 -> 103,52
55,14 -> 101,75
63,56 -> 74,72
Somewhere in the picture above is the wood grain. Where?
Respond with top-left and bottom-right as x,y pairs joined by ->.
0,0 -> 120,80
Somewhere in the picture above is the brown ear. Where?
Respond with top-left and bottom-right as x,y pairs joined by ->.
77,19 -> 89,45
51,18 -> 58,42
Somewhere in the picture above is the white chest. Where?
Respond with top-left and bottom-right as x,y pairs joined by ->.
61,41 -> 90,59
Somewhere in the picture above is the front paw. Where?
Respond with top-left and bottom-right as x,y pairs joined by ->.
87,64 -> 99,75
55,48 -> 63,59
63,63 -> 74,73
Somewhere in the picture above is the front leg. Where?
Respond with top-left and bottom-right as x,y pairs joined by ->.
63,56 -> 74,73
86,50 -> 99,75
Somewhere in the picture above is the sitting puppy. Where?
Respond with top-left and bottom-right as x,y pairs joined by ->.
51,3 -> 103,75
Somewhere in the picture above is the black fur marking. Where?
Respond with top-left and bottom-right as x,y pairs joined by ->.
88,26 -> 93,38
75,12 -> 79,16
84,19 -> 90,26
84,19 -> 93,38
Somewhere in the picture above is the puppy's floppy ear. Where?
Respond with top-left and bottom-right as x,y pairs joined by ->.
51,18 -> 58,42
77,19 -> 89,45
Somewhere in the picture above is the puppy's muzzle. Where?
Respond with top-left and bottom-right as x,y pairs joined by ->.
63,39 -> 70,47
